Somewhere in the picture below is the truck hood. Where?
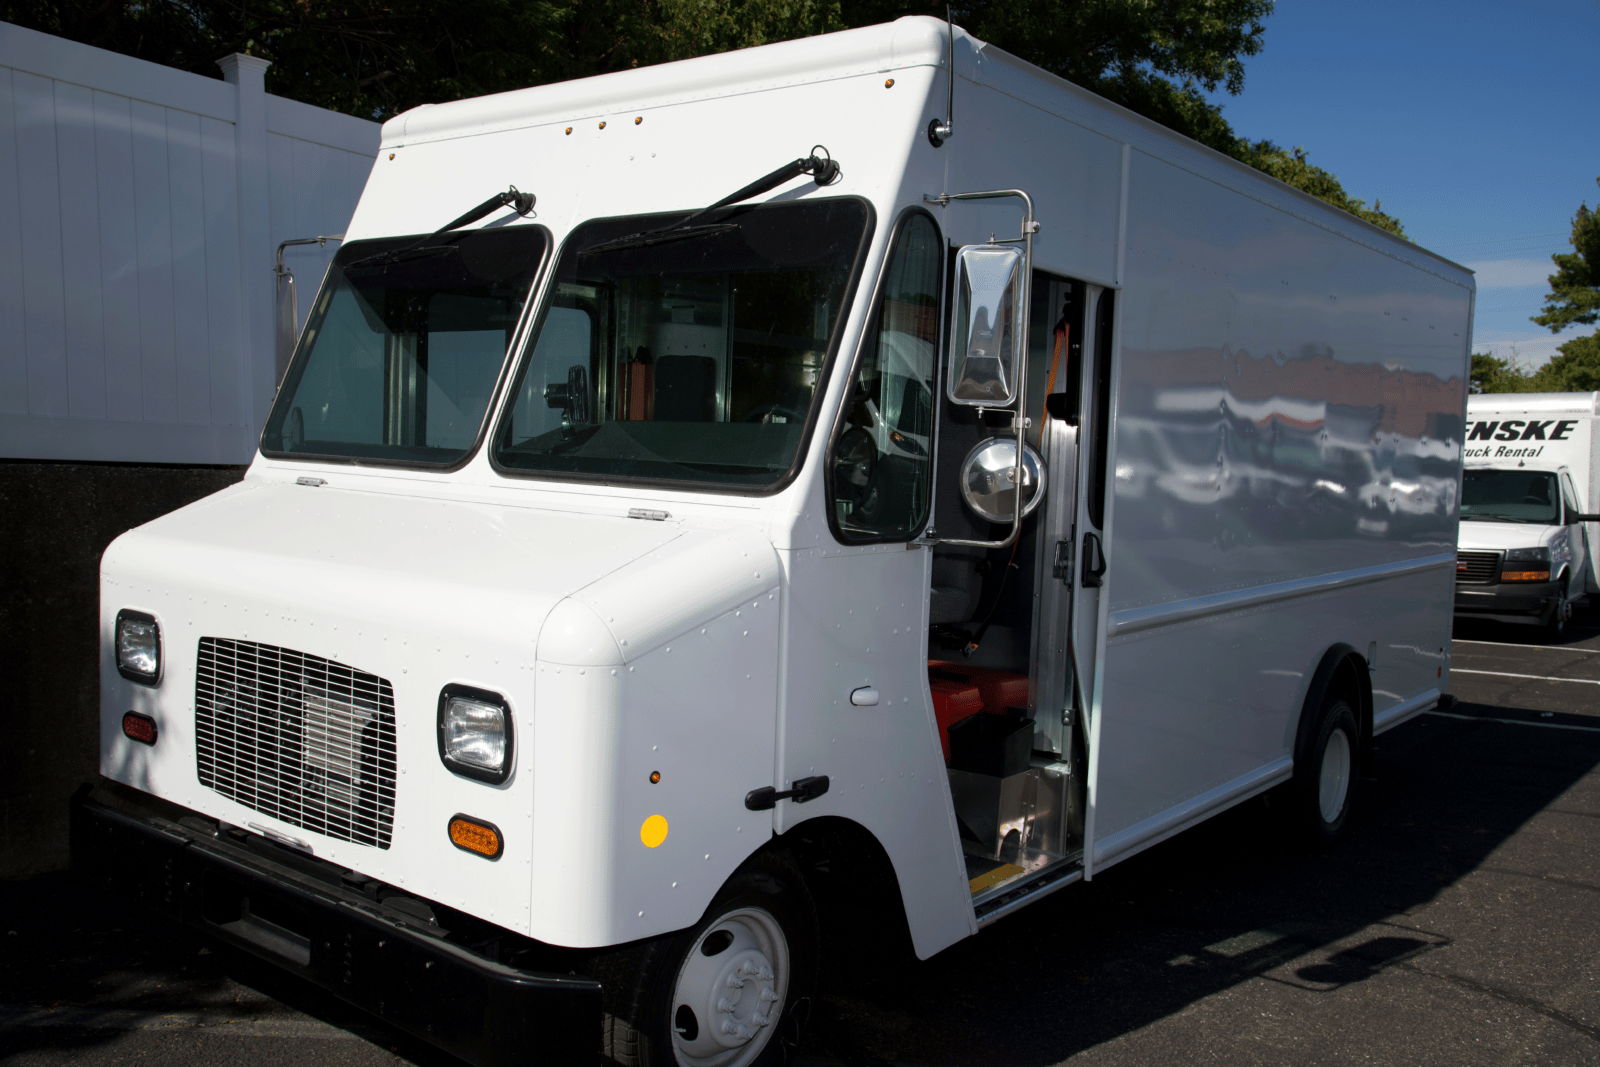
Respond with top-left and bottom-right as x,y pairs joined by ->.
101,480 -> 697,666
1457,519 -> 1561,552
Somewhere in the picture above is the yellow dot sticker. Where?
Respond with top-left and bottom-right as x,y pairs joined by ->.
640,814 -> 669,848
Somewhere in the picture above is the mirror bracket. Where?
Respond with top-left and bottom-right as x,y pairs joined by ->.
922,189 -> 1038,550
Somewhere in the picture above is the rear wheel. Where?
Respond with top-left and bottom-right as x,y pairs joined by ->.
1292,696 -> 1360,848
598,850 -> 818,1067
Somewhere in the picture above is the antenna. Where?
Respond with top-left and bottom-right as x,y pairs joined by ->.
928,6 -> 954,147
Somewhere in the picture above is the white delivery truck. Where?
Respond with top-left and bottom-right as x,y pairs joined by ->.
1457,392 -> 1600,639
74,17 -> 1474,1067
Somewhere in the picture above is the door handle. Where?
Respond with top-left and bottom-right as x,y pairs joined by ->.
1082,532 -> 1106,588
745,776 -> 830,811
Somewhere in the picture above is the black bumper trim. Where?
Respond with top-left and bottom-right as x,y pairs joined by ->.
1455,580 -> 1561,617
70,783 -> 601,1067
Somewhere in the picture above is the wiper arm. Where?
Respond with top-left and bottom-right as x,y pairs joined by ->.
580,146 -> 840,256
347,244 -> 460,269
581,223 -> 742,256
347,186 -> 536,268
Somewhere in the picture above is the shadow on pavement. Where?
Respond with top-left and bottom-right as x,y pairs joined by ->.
801,706 -> 1600,1065
3,700 -> 1593,1067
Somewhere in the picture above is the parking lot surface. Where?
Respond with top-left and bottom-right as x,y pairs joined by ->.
5,617 -> 1599,1066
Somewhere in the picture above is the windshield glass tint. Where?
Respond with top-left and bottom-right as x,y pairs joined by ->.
1461,469 -> 1560,523
262,227 -> 548,466
492,198 -> 870,490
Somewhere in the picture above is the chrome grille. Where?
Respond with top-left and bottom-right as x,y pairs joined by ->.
196,638 -> 396,849
1456,550 -> 1501,585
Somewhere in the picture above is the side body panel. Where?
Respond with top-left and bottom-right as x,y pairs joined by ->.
1092,147 -> 1470,862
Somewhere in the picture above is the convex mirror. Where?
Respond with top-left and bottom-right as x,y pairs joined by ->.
948,244 -> 1022,406
960,437 -> 1047,523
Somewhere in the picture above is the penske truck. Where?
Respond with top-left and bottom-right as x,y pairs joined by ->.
1457,392 -> 1600,639
75,17 -> 1473,1067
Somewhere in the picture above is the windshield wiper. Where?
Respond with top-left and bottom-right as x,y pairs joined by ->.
579,146 -> 840,257
347,244 -> 461,270
348,186 -> 536,268
581,223 -> 742,256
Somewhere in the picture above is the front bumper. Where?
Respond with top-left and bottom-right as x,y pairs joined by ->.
1454,579 -> 1561,623
71,782 -> 601,1067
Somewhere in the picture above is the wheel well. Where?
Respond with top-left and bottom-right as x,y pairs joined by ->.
773,816 -> 915,965
1296,644 -> 1374,773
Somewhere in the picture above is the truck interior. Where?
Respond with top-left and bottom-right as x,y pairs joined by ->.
924,270 -> 1108,911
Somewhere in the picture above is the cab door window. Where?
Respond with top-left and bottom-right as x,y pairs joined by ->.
830,211 -> 942,541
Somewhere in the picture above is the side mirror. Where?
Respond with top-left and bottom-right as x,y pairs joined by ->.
947,244 -> 1022,407
1574,514 -> 1600,523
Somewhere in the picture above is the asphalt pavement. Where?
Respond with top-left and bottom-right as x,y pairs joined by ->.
5,615 -> 1600,1066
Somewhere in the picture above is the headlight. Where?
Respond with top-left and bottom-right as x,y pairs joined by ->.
437,684 -> 513,784
1502,546 -> 1552,582
115,609 -> 161,684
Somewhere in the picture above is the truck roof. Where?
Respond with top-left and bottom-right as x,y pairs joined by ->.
375,17 -> 1469,282
1467,392 -> 1600,416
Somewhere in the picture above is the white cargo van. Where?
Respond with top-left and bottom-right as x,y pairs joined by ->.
75,18 -> 1473,1067
1458,392 -> 1600,639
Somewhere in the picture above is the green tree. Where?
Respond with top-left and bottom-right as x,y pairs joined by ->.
2,0 -> 1403,236
1470,351 -> 1538,394
1525,176 -> 1600,393
1528,334 -> 1600,393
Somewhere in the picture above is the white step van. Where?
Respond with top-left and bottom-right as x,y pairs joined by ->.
76,17 -> 1474,1066
1458,392 -> 1600,639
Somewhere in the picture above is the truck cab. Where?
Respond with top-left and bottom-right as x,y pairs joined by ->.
1458,393 -> 1600,640
1456,464 -> 1594,638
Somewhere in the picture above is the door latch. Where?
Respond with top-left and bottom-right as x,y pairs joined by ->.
1052,539 -> 1074,583
1081,532 -> 1106,588
744,775 -> 830,811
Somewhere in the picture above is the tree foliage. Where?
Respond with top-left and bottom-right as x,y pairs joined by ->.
1532,176 -> 1600,334
1,0 -> 1405,235
1472,179 -> 1600,395
1470,352 -> 1538,394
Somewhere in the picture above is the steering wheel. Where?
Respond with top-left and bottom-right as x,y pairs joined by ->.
833,428 -> 878,512
744,404 -> 804,425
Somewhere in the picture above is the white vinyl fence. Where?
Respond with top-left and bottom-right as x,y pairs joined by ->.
0,22 -> 379,464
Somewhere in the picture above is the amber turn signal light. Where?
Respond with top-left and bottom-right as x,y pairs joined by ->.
122,711 -> 157,745
1503,570 -> 1550,582
448,815 -> 503,859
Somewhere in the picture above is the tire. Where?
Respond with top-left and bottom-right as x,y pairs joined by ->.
1291,696 -> 1360,849
596,850 -> 818,1067
1542,578 -> 1571,644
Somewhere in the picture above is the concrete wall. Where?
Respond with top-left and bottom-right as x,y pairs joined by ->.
0,462 -> 245,875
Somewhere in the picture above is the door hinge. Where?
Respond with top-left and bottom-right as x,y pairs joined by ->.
744,775 -> 830,811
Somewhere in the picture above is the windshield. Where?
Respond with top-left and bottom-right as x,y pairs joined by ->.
261,227 -> 548,467
491,198 -> 871,491
1461,469 -> 1561,523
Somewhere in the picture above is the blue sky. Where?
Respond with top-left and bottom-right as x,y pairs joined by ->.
1202,0 -> 1600,369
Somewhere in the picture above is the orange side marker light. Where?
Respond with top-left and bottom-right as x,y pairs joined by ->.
448,815 -> 503,859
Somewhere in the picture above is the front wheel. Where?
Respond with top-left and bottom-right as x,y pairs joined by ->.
1291,697 -> 1360,849
1542,579 -> 1571,644
598,850 -> 818,1067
